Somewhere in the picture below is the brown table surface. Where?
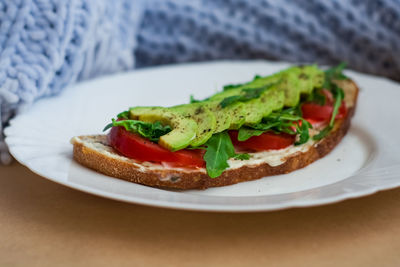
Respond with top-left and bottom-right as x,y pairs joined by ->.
1,162 -> 400,267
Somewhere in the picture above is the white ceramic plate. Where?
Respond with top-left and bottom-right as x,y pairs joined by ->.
5,61 -> 400,212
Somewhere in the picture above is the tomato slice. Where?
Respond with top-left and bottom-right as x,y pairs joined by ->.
108,126 -> 205,168
229,131 -> 295,151
301,101 -> 347,122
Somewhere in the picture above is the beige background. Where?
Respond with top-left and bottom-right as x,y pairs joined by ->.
1,162 -> 400,267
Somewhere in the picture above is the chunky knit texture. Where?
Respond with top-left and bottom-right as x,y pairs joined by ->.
0,0 -> 143,163
1,0 -> 400,163
136,0 -> 400,77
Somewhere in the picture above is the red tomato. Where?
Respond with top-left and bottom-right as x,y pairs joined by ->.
108,126 -> 205,168
338,102 -> 347,118
229,131 -> 295,151
301,101 -> 347,122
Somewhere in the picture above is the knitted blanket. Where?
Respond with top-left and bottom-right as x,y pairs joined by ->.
1,0 -> 399,163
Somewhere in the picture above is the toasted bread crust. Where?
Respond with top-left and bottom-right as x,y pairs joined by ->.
72,80 -> 358,190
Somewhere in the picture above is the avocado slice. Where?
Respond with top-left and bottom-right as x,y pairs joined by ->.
203,101 -> 232,133
208,87 -> 242,101
130,107 -> 197,151
244,87 -> 285,125
171,104 -> 216,147
210,65 -> 323,107
208,76 -> 279,102
226,102 -> 246,129
251,65 -> 324,107
276,65 -> 324,105
296,65 -> 324,94
200,100 -> 246,132
277,71 -> 301,107
208,77 -> 282,126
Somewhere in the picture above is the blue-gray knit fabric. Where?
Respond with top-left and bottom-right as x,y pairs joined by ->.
1,0 -> 400,163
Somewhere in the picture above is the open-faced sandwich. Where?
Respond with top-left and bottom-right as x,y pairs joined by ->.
71,63 -> 358,189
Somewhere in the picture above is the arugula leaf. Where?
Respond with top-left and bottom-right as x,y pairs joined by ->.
242,86 -> 268,98
103,123 -> 114,132
233,153 -> 250,160
220,84 -> 274,108
223,83 -> 244,91
189,95 -> 209,103
264,112 -> 311,146
190,95 -> 201,103
219,95 -> 243,108
329,86 -> 344,127
238,127 -> 265,141
252,121 -> 283,131
253,74 -> 261,80
117,110 -> 130,119
102,110 -> 131,130
203,132 -> 249,178
237,106 -> 312,145
325,62 -> 348,81
223,75 -> 261,91
254,120 -> 296,136
103,119 -> 172,142
323,62 -> 348,90
295,120 -> 312,145
203,132 -> 235,178
313,126 -> 332,140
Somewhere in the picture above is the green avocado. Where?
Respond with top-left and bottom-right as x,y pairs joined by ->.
207,80 -> 276,130
171,104 -> 216,147
296,65 -> 324,94
243,87 -> 285,125
202,101 -> 232,133
201,100 -> 246,132
277,71 -> 301,107
244,65 -> 324,107
225,102 -> 246,129
207,75 -> 283,125
187,92 -> 247,133
264,65 -> 324,107
208,75 -> 279,101
130,107 -> 197,151
126,65 -> 324,151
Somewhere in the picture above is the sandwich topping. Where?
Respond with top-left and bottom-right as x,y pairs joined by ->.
103,63 -> 349,178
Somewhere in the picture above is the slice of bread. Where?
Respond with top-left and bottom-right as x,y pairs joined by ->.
71,80 -> 358,189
